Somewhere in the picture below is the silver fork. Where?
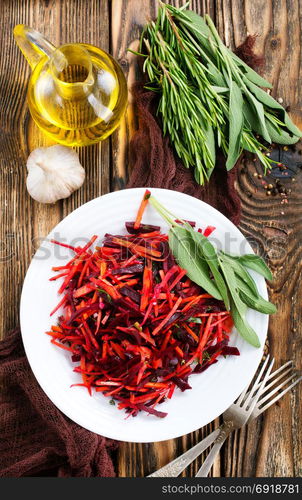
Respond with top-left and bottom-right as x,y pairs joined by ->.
148,358 -> 301,478
195,355 -> 274,477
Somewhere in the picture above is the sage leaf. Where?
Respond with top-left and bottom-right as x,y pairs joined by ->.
183,9 -> 212,38
235,275 -> 276,314
243,101 -> 272,142
244,79 -> 302,140
219,255 -> 247,318
235,274 -> 260,297
244,90 -> 272,143
211,86 -> 229,94
189,229 -> 230,309
243,101 -> 257,129
230,52 -> 272,88
207,62 -> 227,87
284,112 -> 302,138
220,253 -> 259,296
239,290 -> 277,314
204,123 -> 216,166
266,120 -> 300,145
236,254 -> 273,280
231,300 -> 261,347
168,226 -> 222,300
226,81 -> 243,170
244,78 -> 285,111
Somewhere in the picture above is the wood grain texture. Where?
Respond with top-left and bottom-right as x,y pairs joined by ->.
0,0 -> 301,478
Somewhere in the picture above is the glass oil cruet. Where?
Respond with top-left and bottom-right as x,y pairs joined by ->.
13,25 -> 128,146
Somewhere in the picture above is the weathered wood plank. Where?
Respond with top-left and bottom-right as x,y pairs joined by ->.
0,0 -> 35,335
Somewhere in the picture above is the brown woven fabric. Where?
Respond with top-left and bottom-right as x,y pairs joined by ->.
235,35 -> 265,70
0,329 -> 117,477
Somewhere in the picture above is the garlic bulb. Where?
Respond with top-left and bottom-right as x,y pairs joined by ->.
26,145 -> 85,203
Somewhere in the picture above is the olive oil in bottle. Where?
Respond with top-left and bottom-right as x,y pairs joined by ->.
14,25 -> 127,146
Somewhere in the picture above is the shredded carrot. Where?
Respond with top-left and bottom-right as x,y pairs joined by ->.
134,189 -> 151,229
111,237 -> 162,259
152,296 -> 182,335
183,323 -> 200,343
140,259 -> 152,311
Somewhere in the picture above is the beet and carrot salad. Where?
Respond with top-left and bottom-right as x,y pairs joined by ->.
46,190 -> 240,418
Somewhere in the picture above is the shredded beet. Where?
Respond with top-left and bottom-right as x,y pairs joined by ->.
125,222 -> 160,234
46,190 -> 239,418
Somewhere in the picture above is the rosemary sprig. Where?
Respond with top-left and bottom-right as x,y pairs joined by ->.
133,2 -> 301,185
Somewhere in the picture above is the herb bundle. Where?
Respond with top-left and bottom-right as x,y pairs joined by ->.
149,195 -> 276,347
136,2 -> 301,185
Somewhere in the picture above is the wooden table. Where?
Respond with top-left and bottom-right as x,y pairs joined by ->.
1,0 -> 301,477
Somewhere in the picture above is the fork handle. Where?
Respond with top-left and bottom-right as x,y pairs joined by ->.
147,428 -> 220,477
195,423 -> 231,477
195,439 -> 225,477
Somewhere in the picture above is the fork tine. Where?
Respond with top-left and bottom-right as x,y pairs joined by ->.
236,355 -> 271,406
244,360 -> 294,401
258,372 -> 299,407
260,367 -> 294,396
265,360 -> 293,386
247,357 -> 275,413
267,360 -> 293,379
235,382 -> 252,406
242,356 -> 274,409
257,375 -> 302,414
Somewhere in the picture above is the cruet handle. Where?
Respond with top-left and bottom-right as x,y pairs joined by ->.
13,25 -> 57,69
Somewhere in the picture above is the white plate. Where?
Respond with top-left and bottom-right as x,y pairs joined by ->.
20,188 -> 268,443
